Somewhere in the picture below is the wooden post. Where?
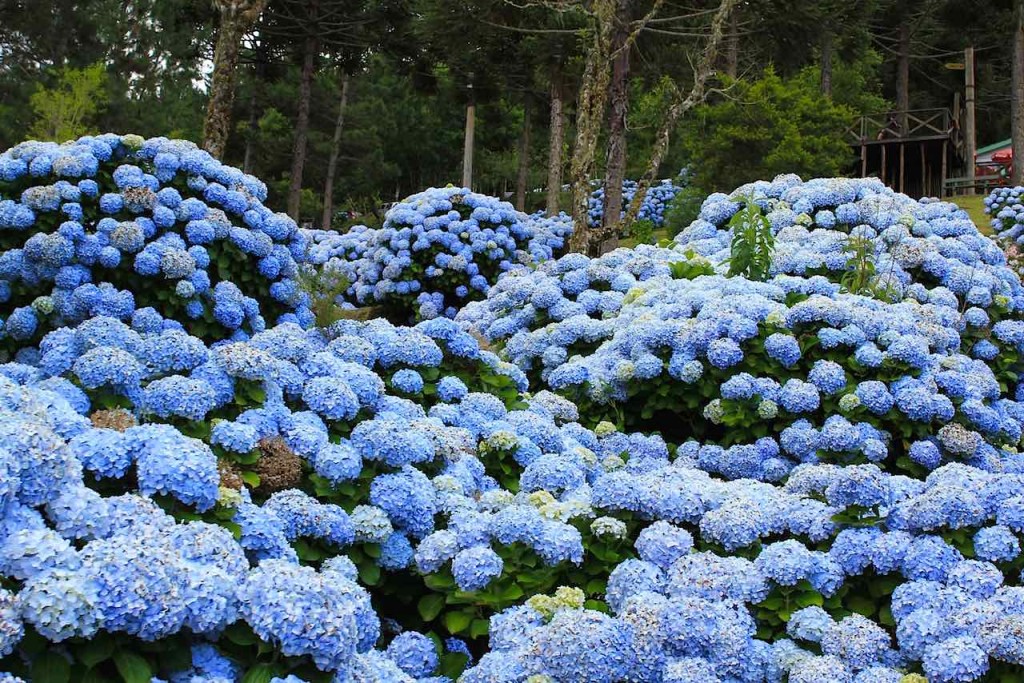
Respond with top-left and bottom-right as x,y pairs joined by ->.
941,139 -> 948,197
881,144 -> 887,185
920,143 -> 927,197
966,46 -> 976,185
861,144 -> 867,177
899,142 -> 906,194
1012,0 -> 1024,185
462,101 -> 475,189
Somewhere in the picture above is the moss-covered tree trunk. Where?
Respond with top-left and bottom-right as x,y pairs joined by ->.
546,65 -> 566,216
599,0 -> 632,251
567,0 -> 617,255
621,0 -> 738,234
820,29 -> 833,98
203,0 -> 268,160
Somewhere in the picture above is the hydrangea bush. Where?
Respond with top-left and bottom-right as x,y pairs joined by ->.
985,186 -> 1024,243
587,179 -> 683,229
6,143 -> 1024,683
308,187 -> 570,322
0,135 -> 315,353
454,177 -> 1024,681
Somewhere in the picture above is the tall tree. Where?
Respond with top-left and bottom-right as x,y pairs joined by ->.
515,95 -> 533,210
321,72 -> 351,228
561,0 -> 665,253
265,0 -> 371,220
545,64 -> 566,215
600,0 -> 633,236
29,62 -> 108,141
620,0 -> 738,234
1013,0 -> 1024,184
203,0 -> 269,159
565,0 -> 618,254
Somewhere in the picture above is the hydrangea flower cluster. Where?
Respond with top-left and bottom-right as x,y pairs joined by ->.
457,242 -> 701,355
587,179 -> 683,228
985,185 -> 1024,241
9,141 -> 1024,683
676,176 -> 1024,313
307,187 -> 570,321
0,134 -> 314,350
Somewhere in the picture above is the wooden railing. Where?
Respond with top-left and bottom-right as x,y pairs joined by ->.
847,109 -> 953,145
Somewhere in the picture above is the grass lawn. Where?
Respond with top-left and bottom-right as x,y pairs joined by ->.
950,194 -> 992,235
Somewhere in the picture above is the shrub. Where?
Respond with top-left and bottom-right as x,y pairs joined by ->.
587,178 -> 683,229
9,132 -> 1024,683
662,182 -> 706,236
985,186 -> 1024,241
456,177 -> 1024,682
679,67 -> 857,192
309,187 -> 570,323
0,134 -> 313,353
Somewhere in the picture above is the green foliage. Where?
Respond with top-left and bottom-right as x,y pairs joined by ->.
668,250 -> 716,280
663,183 -> 707,236
725,197 -> 774,281
680,67 -> 857,193
295,266 -> 383,329
839,233 -> 898,301
797,49 -> 890,116
840,234 -> 878,296
629,219 -> 656,245
29,62 -> 109,141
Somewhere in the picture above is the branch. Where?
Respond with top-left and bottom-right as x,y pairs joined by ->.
616,0 -> 666,57
619,0 -> 738,234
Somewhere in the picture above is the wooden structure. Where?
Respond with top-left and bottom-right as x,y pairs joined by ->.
848,108 -> 962,199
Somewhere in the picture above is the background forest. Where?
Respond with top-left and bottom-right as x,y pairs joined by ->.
0,0 -> 1016,226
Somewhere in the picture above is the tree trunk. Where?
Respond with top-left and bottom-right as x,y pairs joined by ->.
1014,0 -> 1024,185
600,0 -> 632,249
820,30 -> 833,97
567,0 -> 619,255
242,80 -> 260,174
621,0 -> 737,234
546,65 -> 566,215
515,97 -> 532,212
242,44 -> 267,174
462,99 -> 476,189
722,9 -> 739,79
287,34 -> 318,221
203,0 -> 268,160
321,73 -> 351,230
897,21 -> 911,133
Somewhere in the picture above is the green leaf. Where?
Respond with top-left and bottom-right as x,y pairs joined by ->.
81,668 -> 115,683
241,664 -> 277,683
240,471 -> 261,487
795,591 -> 824,608
224,622 -> 259,646
32,652 -> 71,683
418,593 -> 446,622
113,650 -> 152,683
847,594 -> 877,617
439,652 -> 470,679
77,635 -> 115,668
424,573 -> 455,591
469,618 -> 490,639
359,561 -> 381,586
444,610 -> 473,634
